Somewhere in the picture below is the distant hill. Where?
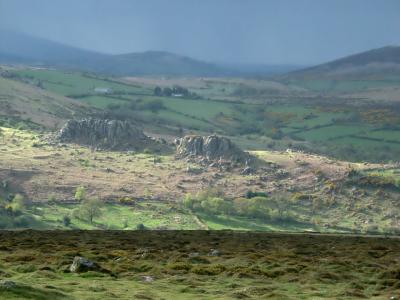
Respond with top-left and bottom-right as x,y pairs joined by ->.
0,30 -> 229,76
108,51 -> 226,76
0,30 -> 302,77
285,46 -> 400,79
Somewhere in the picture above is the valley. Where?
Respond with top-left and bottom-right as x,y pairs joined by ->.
1,18 -> 400,299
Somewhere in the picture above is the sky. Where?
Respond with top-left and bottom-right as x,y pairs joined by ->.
0,0 -> 399,65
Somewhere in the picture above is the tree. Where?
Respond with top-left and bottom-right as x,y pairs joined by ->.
63,215 -> 71,227
80,198 -> 103,224
11,194 -> 30,214
74,186 -> 87,202
154,86 -> 162,96
270,192 -> 291,218
162,87 -> 173,97
142,99 -> 165,113
201,197 -> 229,214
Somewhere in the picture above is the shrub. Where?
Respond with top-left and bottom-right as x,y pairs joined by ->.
118,197 -> 136,205
359,174 -> 398,189
1,179 -> 9,191
14,264 -> 37,273
191,264 -> 226,275
200,197 -> 230,214
10,194 -> 30,214
122,219 -> 129,229
0,216 -> 12,229
233,197 -> 272,219
48,194 -> 57,204
13,215 -> 32,227
182,193 -> 196,209
140,100 -> 165,113
63,215 -> 71,227
245,190 -> 268,199
136,223 -> 146,230
74,186 -> 87,202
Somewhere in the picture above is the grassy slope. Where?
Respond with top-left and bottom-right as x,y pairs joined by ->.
13,69 -> 152,96
0,76 -> 90,129
14,202 -> 200,230
1,127 -> 399,233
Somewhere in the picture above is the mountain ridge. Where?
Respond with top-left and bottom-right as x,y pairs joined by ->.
285,45 -> 400,79
0,30 -> 229,76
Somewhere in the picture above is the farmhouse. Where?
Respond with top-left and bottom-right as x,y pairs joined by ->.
94,87 -> 113,94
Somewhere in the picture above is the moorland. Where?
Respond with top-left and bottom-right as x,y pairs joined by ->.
0,37 -> 400,299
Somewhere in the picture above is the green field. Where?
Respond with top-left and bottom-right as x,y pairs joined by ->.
295,125 -> 370,141
360,129 -> 400,142
79,95 -> 130,109
14,202 -> 200,230
13,69 -> 152,96
288,78 -> 400,93
7,68 -> 400,162
0,201 -> 319,232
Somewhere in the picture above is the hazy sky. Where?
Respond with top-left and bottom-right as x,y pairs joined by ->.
0,0 -> 399,65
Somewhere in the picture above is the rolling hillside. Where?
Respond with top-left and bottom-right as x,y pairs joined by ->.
0,30 -> 228,76
0,71 -> 90,129
286,46 -> 400,79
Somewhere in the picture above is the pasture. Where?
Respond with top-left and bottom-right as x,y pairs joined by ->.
7,68 -> 400,162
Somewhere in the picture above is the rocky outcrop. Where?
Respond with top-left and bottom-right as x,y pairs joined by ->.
57,118 -> 158,151
70,256 -> 111,274
175,135 -> 252,166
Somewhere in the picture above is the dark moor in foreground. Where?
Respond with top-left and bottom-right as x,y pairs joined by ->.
0,230 -> 399,299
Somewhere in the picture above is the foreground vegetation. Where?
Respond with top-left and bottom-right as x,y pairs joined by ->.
1,231 -> 400,299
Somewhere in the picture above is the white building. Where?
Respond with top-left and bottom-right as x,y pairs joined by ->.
94,87 -> 113,94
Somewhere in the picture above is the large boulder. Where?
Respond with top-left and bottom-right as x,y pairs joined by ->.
176,135 -> 252,165
57,118 -> 157,151
69,256 -> 111,274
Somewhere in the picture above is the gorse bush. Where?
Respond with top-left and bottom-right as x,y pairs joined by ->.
10,194 -> 30,215
183,188 -> 296,222
74,186 -> 87,201
245,190 -> 268,199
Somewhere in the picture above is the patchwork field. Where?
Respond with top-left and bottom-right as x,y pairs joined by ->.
4,68 -> 399,162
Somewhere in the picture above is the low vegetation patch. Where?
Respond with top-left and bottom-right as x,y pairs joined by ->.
0,231 -> 399,299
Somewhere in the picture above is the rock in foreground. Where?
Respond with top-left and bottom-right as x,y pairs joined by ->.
70,256 -> 106,273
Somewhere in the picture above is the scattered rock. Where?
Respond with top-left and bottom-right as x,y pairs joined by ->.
209,249 -> 221,256
70,256 -> 105,273
275,169 -> 289,179
142,275 -> 154,283
241,166 -> 255,175
189,252 -> 200,258
186,166 -> 204,174
105,167 -> 114,173
209,162 -> 218,168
